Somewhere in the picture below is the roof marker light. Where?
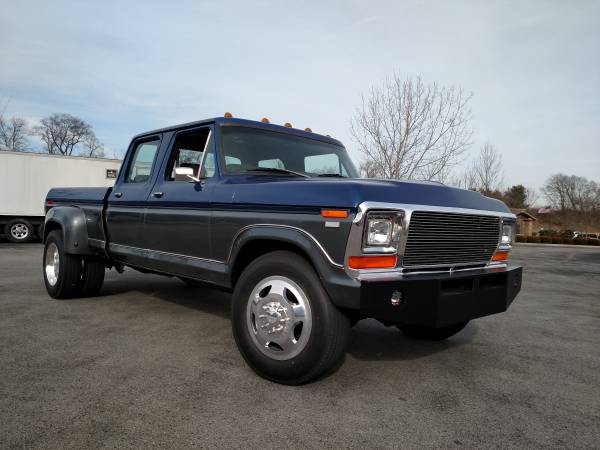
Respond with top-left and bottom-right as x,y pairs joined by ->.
284,122 -> 293,128
304,127 -> 312,132
224,112 -> 233,118
261,117 -> 270,123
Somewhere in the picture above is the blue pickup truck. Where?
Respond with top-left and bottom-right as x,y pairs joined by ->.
43,115 -> 522,384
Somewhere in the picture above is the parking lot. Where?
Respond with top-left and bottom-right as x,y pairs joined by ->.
1,243 -> 599,449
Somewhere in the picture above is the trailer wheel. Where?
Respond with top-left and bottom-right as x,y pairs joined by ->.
5,218 -> 34,243
43,230 -> 82,299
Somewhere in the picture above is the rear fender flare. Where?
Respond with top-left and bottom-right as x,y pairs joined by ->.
44,206 -> 92,255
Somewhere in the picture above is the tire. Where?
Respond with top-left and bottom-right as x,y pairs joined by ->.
398,321 -> 469,341
43,230 -> 83,299
36,224 -> 45,240
5,218 -> 34,243
79,258 -> 105,296
231,251 -> 350,385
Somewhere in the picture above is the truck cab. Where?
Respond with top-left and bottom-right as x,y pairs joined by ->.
42,115 -> 522,384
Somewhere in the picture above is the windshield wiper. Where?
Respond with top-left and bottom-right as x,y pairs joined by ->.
247,167 -> 309,178
316,173 -> 347,178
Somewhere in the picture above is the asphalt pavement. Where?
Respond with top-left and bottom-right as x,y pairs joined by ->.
1,243 -> 599,449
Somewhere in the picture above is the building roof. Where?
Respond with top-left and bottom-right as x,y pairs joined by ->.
510,208 -> 537,220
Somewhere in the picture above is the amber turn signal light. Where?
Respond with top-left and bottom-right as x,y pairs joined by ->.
348,255 -> 397,269
492,251 -> 509,262
321,209 -> 348,219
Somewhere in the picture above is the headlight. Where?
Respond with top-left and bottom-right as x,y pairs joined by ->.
500,220 -> 516,247
365,212 -> 403,248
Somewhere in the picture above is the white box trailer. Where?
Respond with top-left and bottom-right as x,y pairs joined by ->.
0,151 -> 122,243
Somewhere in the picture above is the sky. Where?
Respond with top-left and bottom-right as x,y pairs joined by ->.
1,0 -> 599,192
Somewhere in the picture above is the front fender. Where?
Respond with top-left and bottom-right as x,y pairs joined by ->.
44,206 -> 93,255
228,225 -> 361,309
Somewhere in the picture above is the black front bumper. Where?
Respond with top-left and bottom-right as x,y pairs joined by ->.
360,265 -> 522,327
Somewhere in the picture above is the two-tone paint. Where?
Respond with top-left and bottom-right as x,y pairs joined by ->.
44,117 -> 521,319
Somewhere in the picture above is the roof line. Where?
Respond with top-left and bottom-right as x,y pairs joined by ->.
132,117 -> 344,147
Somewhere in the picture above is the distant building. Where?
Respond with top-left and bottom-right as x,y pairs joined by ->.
511,209 -> 537,236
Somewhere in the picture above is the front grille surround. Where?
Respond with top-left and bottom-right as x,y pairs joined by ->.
344,201 -> 515,279
402,211 -> 501,268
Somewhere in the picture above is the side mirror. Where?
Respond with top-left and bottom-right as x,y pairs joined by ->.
174,167 -> 200,182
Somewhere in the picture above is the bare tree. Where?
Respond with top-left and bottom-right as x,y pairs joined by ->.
33,113 -> 94,156
351,75 -> 473,182
542,174 -> 600,211
450,168 -> 478,191
83,134 -> 105,158
472,142 -> 503,195
359,160 -> 381,178
543,174 -> 571,211
0,113 -> 29,151
525,187 -> 539,208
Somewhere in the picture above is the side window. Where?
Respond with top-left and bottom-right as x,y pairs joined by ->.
165,128 -> 213,181
126,139 -> 160,183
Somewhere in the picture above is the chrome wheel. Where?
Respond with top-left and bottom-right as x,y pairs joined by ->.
246,275 -> 312,360
10,223 -> 29,240
45,242 -> 60,287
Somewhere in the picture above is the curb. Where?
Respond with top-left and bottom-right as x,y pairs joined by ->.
514,242 -> 600,249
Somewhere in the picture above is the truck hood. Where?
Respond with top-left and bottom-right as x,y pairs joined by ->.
222,177 -> 510,213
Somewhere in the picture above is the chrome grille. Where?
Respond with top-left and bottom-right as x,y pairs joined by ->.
403,211 -> 501,268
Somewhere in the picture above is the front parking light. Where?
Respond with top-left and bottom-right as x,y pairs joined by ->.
348,255 -> 397,269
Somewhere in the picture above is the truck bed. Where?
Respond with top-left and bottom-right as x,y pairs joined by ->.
46,187 -> 112,206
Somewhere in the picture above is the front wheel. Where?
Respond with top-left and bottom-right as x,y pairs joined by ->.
231,251 -> 350,385
397,321 -> 469,341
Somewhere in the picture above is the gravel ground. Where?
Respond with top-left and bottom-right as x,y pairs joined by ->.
1,243 -> 599,449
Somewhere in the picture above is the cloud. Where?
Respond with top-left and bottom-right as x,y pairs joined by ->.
1,0 -> 599,189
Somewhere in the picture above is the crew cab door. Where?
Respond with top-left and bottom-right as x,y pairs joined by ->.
105,136 -> 162,254
141,125 -> 217,279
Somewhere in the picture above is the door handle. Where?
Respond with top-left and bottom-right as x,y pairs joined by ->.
114,192 -> 123,198
152,191 -> 164,198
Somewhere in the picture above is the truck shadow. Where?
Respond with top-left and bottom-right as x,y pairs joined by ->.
101,274 -> 478,362
347,319 -> 478,361
101,275 -> 232,320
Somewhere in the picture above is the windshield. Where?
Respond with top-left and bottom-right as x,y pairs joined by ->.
219,126 -> 358,178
